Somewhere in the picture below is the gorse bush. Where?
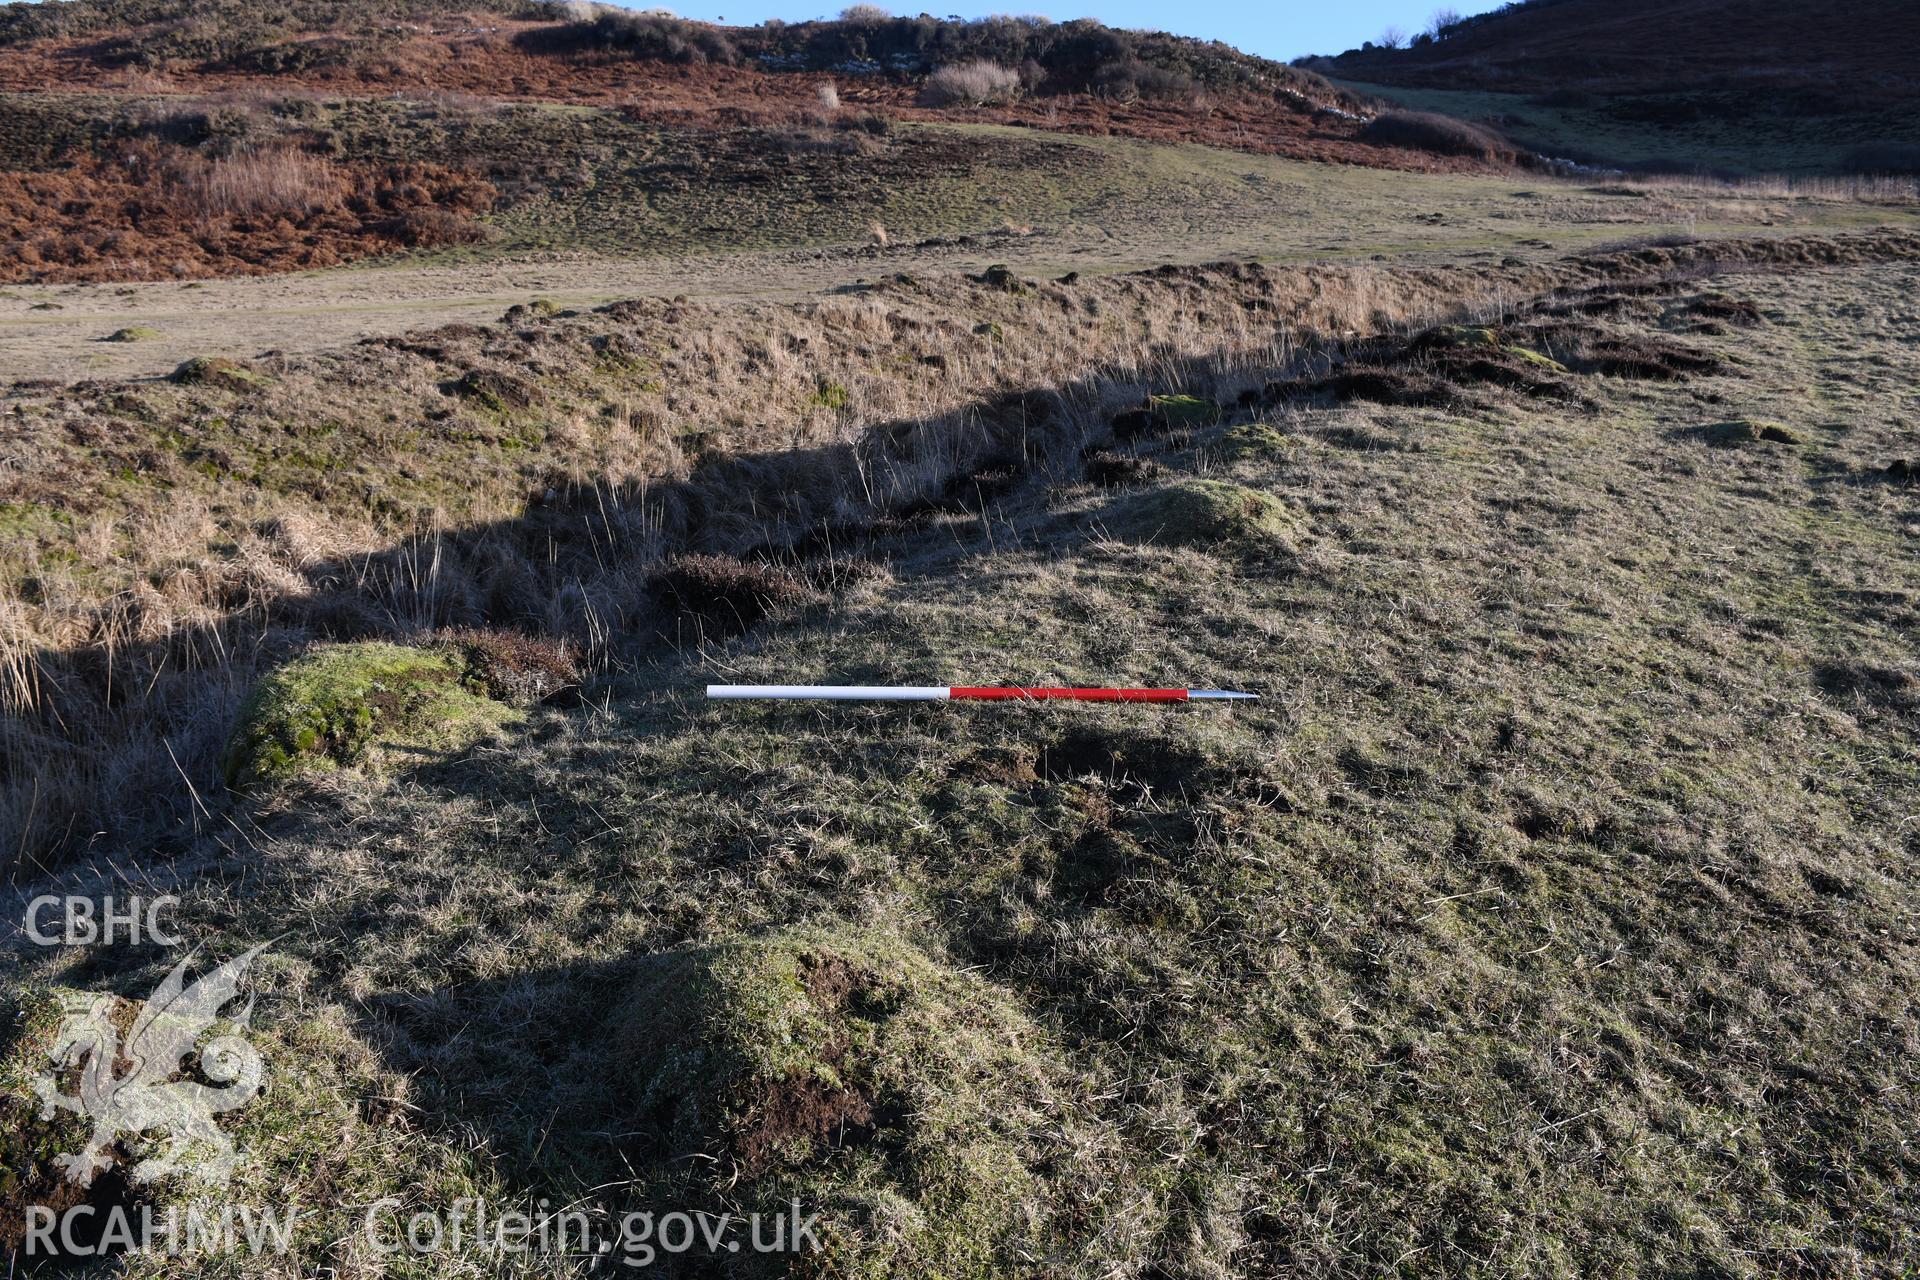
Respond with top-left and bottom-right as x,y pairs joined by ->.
1091,56 -> 1197,102
920,60 -> 1021,107
582,9 -> 739,64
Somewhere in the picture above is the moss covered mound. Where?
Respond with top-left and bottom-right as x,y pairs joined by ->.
1216,421 -> 1297,462
615,926 -> 1060,1277
452,368 -> 541,413
1125,478 -> 1301,548
1147,393 -> 1221,426
1420,324 -> 1501,349
170,356 -> 271,389
224,641 -> 522,790
1705,418 -> 1804,446
103,325 -> 163,342
1500,344 -> 1569,372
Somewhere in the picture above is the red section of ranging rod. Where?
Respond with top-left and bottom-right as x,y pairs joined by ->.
950,687 -> 1189,702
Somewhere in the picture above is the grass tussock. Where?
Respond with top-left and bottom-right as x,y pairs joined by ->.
440,626 -> 580,706
1122,477 -> 1300,549
222,640 -> 522,790
646,555 -> 819,639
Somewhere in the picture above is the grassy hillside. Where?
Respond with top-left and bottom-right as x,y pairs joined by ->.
5,243 -> 1919,1274
1331,78 -> 1920,179
14,88 -> 1889,288
0,3 -> 1475,286
1312,0 -> 1920,176
1321,0 -> 1919,94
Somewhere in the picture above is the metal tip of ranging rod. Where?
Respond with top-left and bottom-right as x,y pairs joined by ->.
1186,689 -> 1260,700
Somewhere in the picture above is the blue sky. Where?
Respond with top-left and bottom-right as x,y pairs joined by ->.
661,1 -> 1509,62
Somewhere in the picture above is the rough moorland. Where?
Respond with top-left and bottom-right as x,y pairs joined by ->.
6,229 -> 1917,871
5,248 -> 1917,1275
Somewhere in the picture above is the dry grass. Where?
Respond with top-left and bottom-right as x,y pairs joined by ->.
173,146 -> 344,219
5,253 -> 1917,1276
1605,169 -> 1920,201
2,230 -> 1917,877
921,60 -> 1022,108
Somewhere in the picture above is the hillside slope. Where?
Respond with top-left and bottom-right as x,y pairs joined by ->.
1323,0 -> 1919,95
1314,0 -> 1920,175
0,1 -> 1512,286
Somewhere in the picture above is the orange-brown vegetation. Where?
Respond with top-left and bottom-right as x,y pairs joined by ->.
0,23 -> 1492,174
0,144 -> 494,281
0,8 -> 1537,285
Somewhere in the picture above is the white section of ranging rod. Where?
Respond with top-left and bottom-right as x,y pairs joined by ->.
707,685 -> 952,701
706,685 -> 1260,702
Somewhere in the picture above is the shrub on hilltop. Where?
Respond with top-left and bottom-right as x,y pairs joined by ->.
1091,56 -> 1198,102
577,7 -> 740,64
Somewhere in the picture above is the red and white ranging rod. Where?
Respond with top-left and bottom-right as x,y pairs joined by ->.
708,685 -> 1258,702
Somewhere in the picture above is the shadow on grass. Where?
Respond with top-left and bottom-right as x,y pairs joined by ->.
3,347 -> 1245,876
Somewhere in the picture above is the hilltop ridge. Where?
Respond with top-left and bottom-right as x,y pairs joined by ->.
1311,0 -> 1920,175
0,0 -> 1359,111
1316,0 -> 1919,96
